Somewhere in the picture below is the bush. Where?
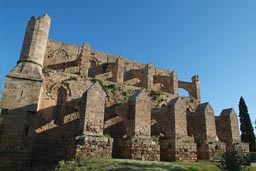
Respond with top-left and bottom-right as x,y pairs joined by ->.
219,151 -> 251,171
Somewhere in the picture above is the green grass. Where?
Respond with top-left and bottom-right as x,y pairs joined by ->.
51,157 -> 256,171
51,157 -> 222,171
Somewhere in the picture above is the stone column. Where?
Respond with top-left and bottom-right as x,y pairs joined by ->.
113,56 -> 124,85
79,43 -> 91,77
0,14 -> 50,171
169,71 -> 178,95
19,14 -> 50,68
141,63 -> 154,91
191,75 -> 201,102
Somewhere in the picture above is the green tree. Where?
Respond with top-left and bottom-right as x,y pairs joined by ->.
220,151 -> 241,171
239,96 -> 256,152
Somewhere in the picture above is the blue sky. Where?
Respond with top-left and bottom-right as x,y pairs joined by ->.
1,0 -> 256,124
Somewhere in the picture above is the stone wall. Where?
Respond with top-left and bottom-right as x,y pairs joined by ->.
44,40 -> 81,74
43,39 -> 196,98
76,135 -> 113,158
116,138 -> 160,161
160,139 -> 197,161
197,142 -> 226,161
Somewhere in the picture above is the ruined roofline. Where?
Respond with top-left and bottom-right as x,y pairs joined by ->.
46,39 -> 175,75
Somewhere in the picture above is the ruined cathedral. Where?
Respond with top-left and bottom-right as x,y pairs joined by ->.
0,14 -> 249,171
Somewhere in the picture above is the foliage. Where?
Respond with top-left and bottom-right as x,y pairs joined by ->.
239,97 -> 256,152
151,136 -> 159,143
42,66 -> 50,76
91,79 -> 117,99
219,151 -> 242,171
149,90 -> 168,108
218,151 -> 256,171
91,78 -> 135,101
149,90 -> 162,100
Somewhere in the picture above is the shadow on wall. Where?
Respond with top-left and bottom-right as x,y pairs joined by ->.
31,95 -> 82,170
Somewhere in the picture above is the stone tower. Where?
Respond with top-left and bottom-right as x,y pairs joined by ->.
0,14 -> 50,171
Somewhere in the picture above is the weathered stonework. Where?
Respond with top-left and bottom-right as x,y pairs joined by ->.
116,90 -> 160,160
215,108 -> 249,152
0,14 -> 50,171
0,14 -> 249,170
160,139 -> 197,161
76,135 -> 113,158
116,138 -> 160,161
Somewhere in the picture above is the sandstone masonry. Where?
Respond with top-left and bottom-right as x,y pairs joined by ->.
0,14 -> 249,171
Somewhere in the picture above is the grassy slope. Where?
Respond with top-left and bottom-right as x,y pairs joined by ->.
51,157 -> 255,171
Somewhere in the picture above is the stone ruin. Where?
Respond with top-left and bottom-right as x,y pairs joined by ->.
0,14 -> 249,170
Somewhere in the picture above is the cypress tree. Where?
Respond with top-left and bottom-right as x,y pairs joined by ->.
239,96 -> 256,152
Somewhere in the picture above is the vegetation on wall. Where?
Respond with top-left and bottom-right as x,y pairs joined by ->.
91,78 -> 135,101
42,66 -> 50,76
149,90 -> 168,108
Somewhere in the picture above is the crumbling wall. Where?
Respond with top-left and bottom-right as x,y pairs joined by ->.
189,102 -> 225,160
115,90 -> 160,160
215,108 -> 240,146
215,108 -> 248,152
44,40 -> 81,74
191,103 -> 217,143
154,71 -> 178,94
178,75 -> 200,101
3,13 -> 246,169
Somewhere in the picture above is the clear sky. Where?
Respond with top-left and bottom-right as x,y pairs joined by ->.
1,0 -> 256,125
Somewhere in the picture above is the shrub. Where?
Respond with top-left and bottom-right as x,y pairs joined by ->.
220,151 -> 241,171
